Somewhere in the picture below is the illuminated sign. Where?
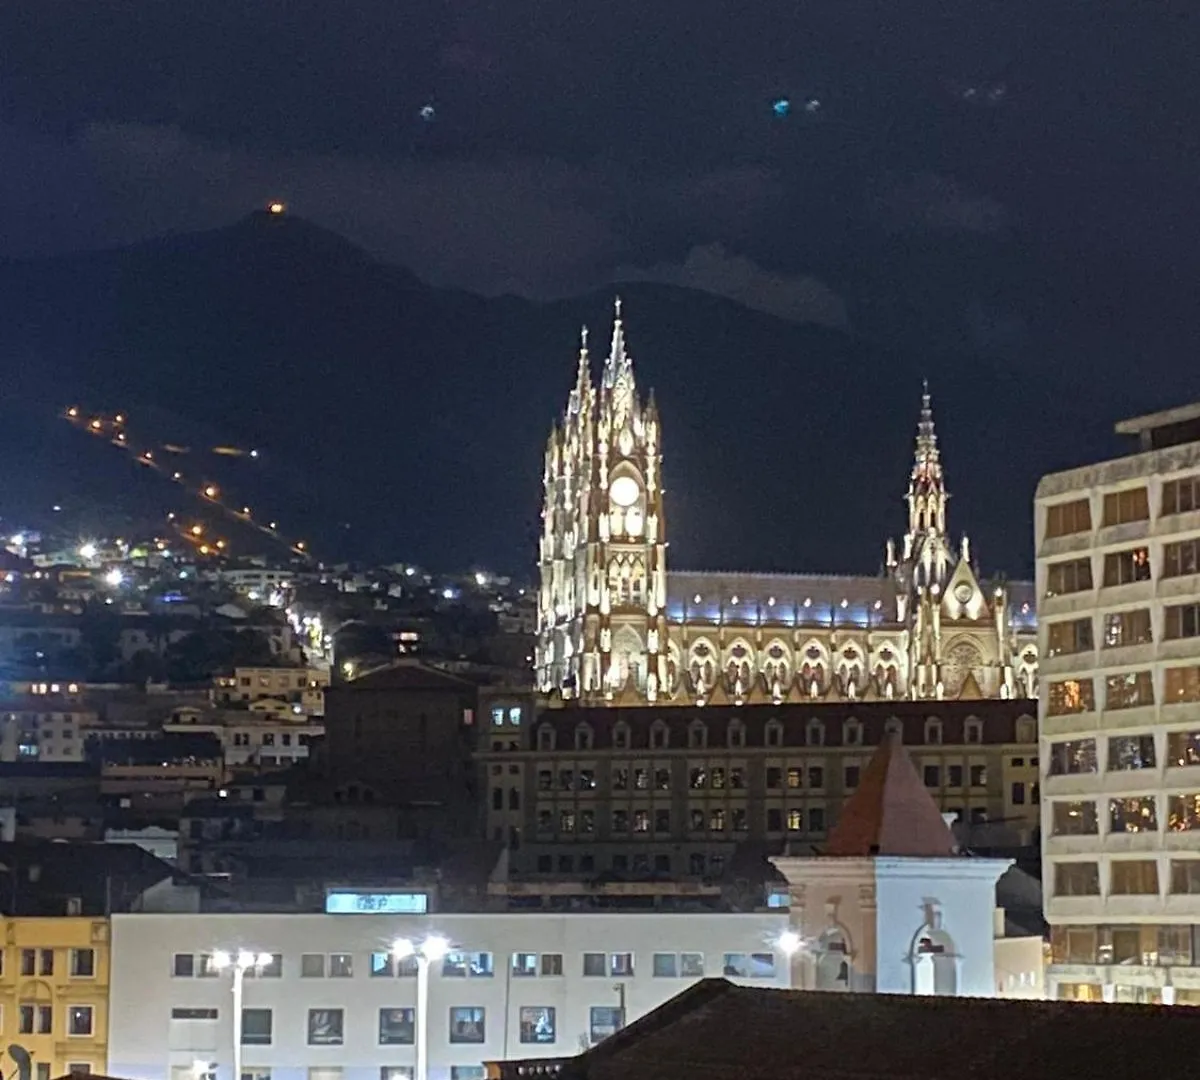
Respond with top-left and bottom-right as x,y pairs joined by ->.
325,892 -> 428,915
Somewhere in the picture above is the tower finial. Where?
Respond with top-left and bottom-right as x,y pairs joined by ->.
614,295 -> 622,321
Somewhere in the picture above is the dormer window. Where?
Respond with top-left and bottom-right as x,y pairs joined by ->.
650,720 -> 670,750
844,719 -> 863,746
806,720 -> 825,747
727,720 -> 746,749
964,718 -> 983,745
575,723 -> 594,751
688,721 -> 707,749
613,722 -> 631,750
537,725 -> 556,752
924,719 -> 943,746
765,720 -> 784,748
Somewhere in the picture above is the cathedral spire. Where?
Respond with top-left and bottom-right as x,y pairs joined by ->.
568,325 -> 591,417
602,296 -> 633,392
914,379 -> 940,475
906,381 -> 949,547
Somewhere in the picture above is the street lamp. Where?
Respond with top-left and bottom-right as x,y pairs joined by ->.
212,949 -> 271,1080
392,935 -> 450,1080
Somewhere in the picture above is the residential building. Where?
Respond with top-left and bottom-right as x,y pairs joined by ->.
213,667 -> 329,717
0,917 -> 110,1079
535,304 -> 1038,705
107,910 -> 791,1080
477,699 -> 1040,879
492,977 -> 1200,1080
0,693 -> 99,762
1037,401 -> 1200,1003
164,706 -> 323,769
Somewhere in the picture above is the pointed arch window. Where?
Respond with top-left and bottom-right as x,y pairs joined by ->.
728,719 -> 746,749
537,724 -> 557,752
924,718 -> 943,746
575,723 -> 594,751
650,720 -> 670,750
687,720 -> 707,750
613,721 -> 631,750
765,720 -> 784,748
806,720 -> 825,747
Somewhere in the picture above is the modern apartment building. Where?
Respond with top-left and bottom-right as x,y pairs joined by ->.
1037,402 -> 1200,1004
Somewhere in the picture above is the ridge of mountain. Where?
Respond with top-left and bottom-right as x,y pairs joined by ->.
0,213 -> 1159,574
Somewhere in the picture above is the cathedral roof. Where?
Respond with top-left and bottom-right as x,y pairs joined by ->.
666,570 -> 892,627
824,731 -> 958,858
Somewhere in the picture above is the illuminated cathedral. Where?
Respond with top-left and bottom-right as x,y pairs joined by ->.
535,302 -> 1039,706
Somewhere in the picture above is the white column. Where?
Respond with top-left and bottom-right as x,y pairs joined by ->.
416,956 -> 430,1080
231,968 -> 244,1080
1162,984 -> 1177,1006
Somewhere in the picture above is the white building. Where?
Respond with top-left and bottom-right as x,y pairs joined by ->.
107,910 -> 792,1080
1037,401 -> 1200,1004
773,732 -> 1019,998
165,705 -> 323,768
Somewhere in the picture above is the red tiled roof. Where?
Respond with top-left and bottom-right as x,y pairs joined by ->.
824,731 -> 956,857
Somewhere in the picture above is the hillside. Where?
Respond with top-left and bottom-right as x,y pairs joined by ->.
0,211 -> 1176,574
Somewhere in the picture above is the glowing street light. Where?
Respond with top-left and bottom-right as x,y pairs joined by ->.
191,525 -> 203,537
78,542 -> 97,561
212,950 -> 272,1080
104,568 -> 124,587
392,936 -> 451,1080
204,485 -> 218,499
778,930 -> 803,958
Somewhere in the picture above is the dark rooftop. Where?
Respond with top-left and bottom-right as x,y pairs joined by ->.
496,979 -> 1200,1080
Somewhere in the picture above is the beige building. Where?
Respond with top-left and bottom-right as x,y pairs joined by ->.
213,664 -> 329,716
1037,401 -> 1200,1004
535,303 -> 1038,708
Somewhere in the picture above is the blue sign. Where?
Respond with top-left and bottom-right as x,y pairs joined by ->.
325,892 -> 428,915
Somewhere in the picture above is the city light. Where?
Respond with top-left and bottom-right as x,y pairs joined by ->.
191,525 -> 203,536
474,572 -> 488,587
778,930 -> 803,956
392,934 -> 450,962
78,542 -> 97,560
268,201 -> 286,215
104,569 -> 124,587
204,485 -> 218,499
67,406 -> 79,417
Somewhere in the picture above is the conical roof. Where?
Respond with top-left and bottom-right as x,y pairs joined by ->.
825,732 -> 957,857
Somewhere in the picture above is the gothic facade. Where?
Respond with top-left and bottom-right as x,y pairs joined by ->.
535,303 -> 1038,706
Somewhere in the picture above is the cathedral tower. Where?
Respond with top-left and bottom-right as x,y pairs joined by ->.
536,301 -> 667,702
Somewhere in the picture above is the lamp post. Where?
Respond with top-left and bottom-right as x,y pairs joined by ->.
212,949 -> 271,1080
392,935 -> 450,1080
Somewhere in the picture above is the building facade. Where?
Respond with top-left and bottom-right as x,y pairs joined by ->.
535,304 -> 1038,707
107,911 -> 791,1080
0,916 -> 111,1079
478,698 -> 1041,877
1037,402 -> 1200,1004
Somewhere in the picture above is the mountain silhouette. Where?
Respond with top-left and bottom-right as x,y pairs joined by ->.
0,212 -> 1180,575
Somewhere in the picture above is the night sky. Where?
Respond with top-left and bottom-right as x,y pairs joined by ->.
3,3 -> 1200,575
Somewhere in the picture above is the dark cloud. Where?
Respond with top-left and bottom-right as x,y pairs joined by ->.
872,172 -> 1009,236
618,244 -> 848,329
